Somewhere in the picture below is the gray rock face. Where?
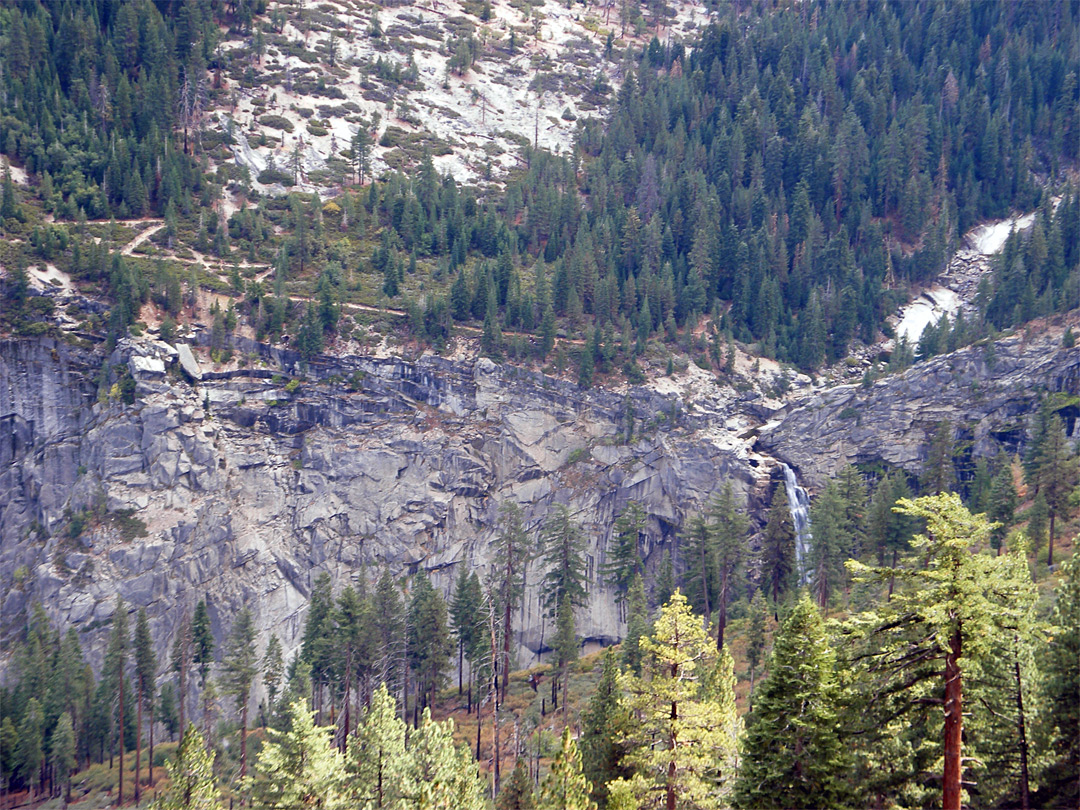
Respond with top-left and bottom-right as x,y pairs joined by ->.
0,337 -> 760,674
758,319 -> 1080,489
2,314 -> 1075,677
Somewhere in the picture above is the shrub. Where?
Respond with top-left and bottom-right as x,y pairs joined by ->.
259,114 -> 295,132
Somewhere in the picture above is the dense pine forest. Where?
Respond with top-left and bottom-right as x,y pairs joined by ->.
0,0 -> 1078,808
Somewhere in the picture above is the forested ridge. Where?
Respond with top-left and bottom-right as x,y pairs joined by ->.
1,0 -> 1079,808
1,0 -> 1077,375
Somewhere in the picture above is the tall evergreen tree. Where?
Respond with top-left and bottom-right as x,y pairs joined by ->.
845,494 -> 1038,810
498,758 -> 536,810
261,634 -> 284,724
346,683 -> 406,810
602,502 -> 647,610
538,505 -> 589,616
710,483 -> 748,648
581,649 -> 631,808
407,570 -> 452,712
134,607 -> 156,801
619,591 -> 740,810
745,590 -> 768,707
249,700 -> 346,810
1030,414 -> 1077,566
1036,550 -> 1080,807
220,607 -> 257,778
50,711 -> 76,804
762,484 -> 796,607
734,593 -> 850,810
191,599 -> 215,737
987,462 -> 1019,553
539,728 -> 596,810
153,724 -> 220,810
104,597 -> 130,805
493,502 -> 530,699
622,574 -> 648,676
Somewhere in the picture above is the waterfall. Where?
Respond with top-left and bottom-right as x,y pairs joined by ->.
781,463 -> 812,584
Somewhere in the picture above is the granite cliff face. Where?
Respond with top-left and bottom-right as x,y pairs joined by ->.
1,312 -> 1077,673
758,316 -> 1080,488
0,334 -> 763,671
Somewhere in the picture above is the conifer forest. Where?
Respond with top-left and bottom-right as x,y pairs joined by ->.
0,0 -> 1078,808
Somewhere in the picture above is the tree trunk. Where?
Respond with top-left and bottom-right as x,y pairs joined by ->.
700,541 -> 711,627
135,677 -> 142,806
667,698 -> 677,810
1048,512 -> 1055,567
1015,658 -> 1031,810
119,675 -> 125,808
458,641 -> 463,695
943,626 -> 963,810
239,699 -> 248,779
178,662 -> 186,734
717,569 -> 728,650
148,705 -> 153,791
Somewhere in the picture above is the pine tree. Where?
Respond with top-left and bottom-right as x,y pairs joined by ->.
845,494 -> 1038,810
153,724 -> 220,810
347,683 -> 406,809
1030,414 -> 1077,566
451,567 -> 481,697
249,700 -> 346,810
539,505 -> 589,616
581,649 -> 631,807
407,570 -> 452,712
301,573 -> 334,719
987,462 -> 1018,553
762,484 -> 796,607
683,512 -> 714,624
191,600 -> 215,740
619,591 -> 740,810
622,574 -> 648,675
602,502 -> 647,609
221,607 -> 257,777
734,593 -> 850,810
402,708 -> 487,810
964,542 -> 1041,810
16,697 -> 43,799
104,597 -> 130,805
539,728 -> 596,810
498,758 -> 536,810
745,590 -> 768,706
51,711 -> 76,804
262,634 -> 284,724
373,569 -> 406,698
493,502 -> 530,699
710,483 -> 748,648
653,550 -> 675,607
552,592 -> 578,720
134,607 -> 156,801
809,480 -> 848,607
1037,550 -> 1080,807
921,422 -> 956,495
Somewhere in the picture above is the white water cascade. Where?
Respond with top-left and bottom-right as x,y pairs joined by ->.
781,464 -> 812,584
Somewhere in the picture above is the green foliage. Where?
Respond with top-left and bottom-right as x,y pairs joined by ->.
735,594 -> 849,810
539,728 -> 596,810
762,484 -> 796,605
248,700 -> 347,809
602,502 -> 647,603
619,591 -> 740,810
844,494 -> 1040,809
154,724 -> 221,810
408,569 -> 453,710
1037,551 -> 1080,807
346,683 -> 406,809
539,505 -> 589,617
497,759 -> 536,810
581,649 -> 632,808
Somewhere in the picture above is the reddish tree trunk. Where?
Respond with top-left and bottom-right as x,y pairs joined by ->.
239,700 -> 248,779
943,626 -> 963,810
118,676 -> 125,808
135,677 -> 142,806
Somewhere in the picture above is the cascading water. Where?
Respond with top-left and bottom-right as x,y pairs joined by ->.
781,463 -> 812,584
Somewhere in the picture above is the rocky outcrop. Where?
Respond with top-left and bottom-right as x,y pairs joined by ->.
757,314 -> 1080,489
0,336 -> 762,673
